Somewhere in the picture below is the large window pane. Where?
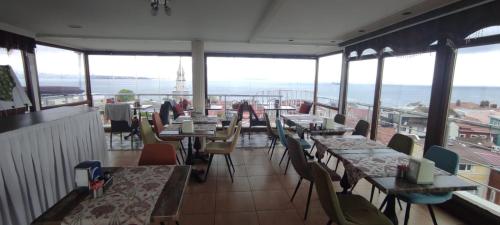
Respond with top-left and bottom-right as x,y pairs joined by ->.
446,44 -> 500,208
346,59 -> 377,128
0,48 -> 26,88
378,53 -> 435,154
88,55 -> 192,110
207,57 -> 315,121
317,54 -> 342,117
36,45 -> 86,107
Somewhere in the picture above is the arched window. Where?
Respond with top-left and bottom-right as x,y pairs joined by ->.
361,48 -> 377,56
465,25 -> 500,40
348,51 -> 358,58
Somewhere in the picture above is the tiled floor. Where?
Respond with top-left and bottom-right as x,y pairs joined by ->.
105,132 -> 467,225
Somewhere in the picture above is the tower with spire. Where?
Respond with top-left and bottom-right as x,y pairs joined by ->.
172,57 -> 189,97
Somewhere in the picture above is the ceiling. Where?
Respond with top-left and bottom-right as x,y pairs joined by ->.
0,0 -> 458,55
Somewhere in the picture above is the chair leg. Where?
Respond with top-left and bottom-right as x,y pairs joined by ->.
309,143 -> 316,154
131,134 -> 134,149
404,203 -> 411,225
397,198 -> 403,210
176,153 -> 181,165
224,154 -> 234,183
179,140 -> 186,154
304,181 -> 314,220
284,158 -> 291,175
427,205 -> 438,225
326,154 -> 333,164
178,148 -> 185,162
228,154 -> 236,172
369,184 -> 375,203
291,177 -> 303,202
110,132 -> 113,149
269,140 -> 277,160
334,159 -> 340,172
279,148 -> 288,166
204,154 -> 214,181
379,196 -> 388,211
268,138 -> 275,154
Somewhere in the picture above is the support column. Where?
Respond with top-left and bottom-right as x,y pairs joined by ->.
370,54 -> 385,140
22,52 -> 41,111
83,53 -> 93,107
424,38 -> 457,151
312,58 -> 319,115
338,51 -> 349,115
192,40 -> 206,114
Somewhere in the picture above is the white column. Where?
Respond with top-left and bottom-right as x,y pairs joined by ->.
191,40 -> 206,114
25,52 -> 41,111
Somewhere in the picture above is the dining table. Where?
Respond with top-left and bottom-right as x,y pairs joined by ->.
31,165 -> 191,225
312,135 -> 477,225
281,114 -> 353,135
159,115 -> 218,181
263,105 -> 296,117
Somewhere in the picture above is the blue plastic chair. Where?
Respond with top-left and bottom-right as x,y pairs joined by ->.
398,145 -> 459,225
276,119 -> 311,174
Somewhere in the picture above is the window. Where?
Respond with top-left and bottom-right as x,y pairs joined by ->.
36,45 -> 86,107
0,48 -> 26,88
446,43 -> 500,207
377,53 -> 436,153
206,56 -> 316,120
88,55 -> 192,110
346,59 -> 377,128
317,54 -> 342,117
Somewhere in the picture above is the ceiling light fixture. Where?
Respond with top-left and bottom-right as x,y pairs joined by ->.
150,0 -> 172,16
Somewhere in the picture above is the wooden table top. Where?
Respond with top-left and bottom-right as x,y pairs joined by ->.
31,166 -> 191,225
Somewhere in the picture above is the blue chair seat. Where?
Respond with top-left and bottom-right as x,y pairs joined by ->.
398,192 -> 452,205
299,139 -> 311,150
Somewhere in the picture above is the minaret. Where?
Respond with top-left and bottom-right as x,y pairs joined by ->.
173,57 -> 189,97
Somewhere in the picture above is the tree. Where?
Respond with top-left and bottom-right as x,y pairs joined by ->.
116,89 -> 135,102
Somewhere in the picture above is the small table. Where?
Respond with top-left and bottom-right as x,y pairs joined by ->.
264,105 -> 296,117
31,166 -> 191,225
281,114 -> 353,135
130,104 -> 152,121
160,116 -> 218,182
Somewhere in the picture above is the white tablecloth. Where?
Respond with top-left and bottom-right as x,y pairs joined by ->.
0,109 -> 107,225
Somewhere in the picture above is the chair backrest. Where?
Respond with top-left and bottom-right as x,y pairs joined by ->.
110,120 -> 132,132
352,120 -> 370,137
286,136 -> 312,180
425,145 -> 459,175
334,114 -> 346,125
140,118 -> 159,145
226,115 -> 238,137
104,103 -> 132,125
138,143 -> 177,165
159,100 -> 175,124
298,102 -> 312,114
275,119 -> 288,148
387,133 -> 414,155
264,112 -> 274,136
229,122 -> 243,151
152,112 -> 164,136
311,162 -> 349,225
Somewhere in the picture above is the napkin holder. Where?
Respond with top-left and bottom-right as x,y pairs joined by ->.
182,120 -> 194,133
75,160 -> 103,189
322,118 -> 335,129
407,157 -> 435,184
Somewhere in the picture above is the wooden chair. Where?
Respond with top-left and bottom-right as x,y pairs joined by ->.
311,162 -> 392,225
204,122 -> 242,182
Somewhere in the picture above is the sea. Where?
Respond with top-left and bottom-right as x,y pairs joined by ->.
39,77 -> 500,108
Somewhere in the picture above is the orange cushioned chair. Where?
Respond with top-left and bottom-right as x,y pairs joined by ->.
152,112 -> 186,160
138,143 -> 177,166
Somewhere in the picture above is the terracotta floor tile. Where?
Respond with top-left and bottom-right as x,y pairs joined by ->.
248,176 -> 284,191
177,213 -> 215,225
216,177 -> 251,192
217,165 -> 248,177
252,190 -> 294,211
214,212 -> 259,225
181,193 -> 216,214
257,209 -> 304,225
246,164 -> 276,176
186,179 -> 217,194
215,192 -> 255,213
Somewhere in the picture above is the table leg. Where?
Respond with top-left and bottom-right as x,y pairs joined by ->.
383,194 -> 398,225
185,137 -> 205,182
339,172 -> 352,194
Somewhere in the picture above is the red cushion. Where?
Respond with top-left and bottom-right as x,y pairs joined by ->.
139,143 -> 177,165
299,103 -> 311,114
174,104 -> 185,116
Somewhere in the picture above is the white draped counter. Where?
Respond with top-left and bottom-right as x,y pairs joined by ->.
0,106 -> 107,225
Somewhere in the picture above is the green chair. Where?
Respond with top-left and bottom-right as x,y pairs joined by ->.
334,114 -> 346,125
311,161 -> 393,225
276,119 -> 311,174
398,145 -> 459,225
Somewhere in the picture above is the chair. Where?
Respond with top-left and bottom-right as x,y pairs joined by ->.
397,145 -> 459,225
208,115 -> 238,142
334,114 -> 346,125
371,133 -> 414,206
298,102 -> 313,114
276,119 -> 311,174
352,120 -> 370,136
152,112 -> 186,161
139,118 -> 183,165
104,103 -> 134,149
310,162 -> 393,225
237,101 -> 267,132
287,136 -> 341,220
264,112 -> 279,156
204,122 -> 242,182
138,143 -> 177,166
